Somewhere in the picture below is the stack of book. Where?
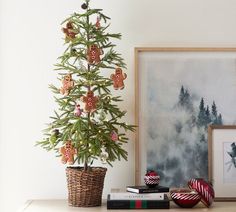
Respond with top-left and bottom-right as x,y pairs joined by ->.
107,185 -> 170,209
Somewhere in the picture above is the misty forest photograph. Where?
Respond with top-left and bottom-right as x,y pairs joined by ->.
139,52 -> 236,187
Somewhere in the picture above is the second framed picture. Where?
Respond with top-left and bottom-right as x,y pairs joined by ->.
135,47 -> 236,187
208,125 -> 236,201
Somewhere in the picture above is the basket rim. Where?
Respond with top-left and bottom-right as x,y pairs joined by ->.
66,166 -> 107,172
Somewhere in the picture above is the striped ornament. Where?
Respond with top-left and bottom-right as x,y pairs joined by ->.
144,175 -> 160,187
188,178 -> 215,207
170,189 -> 201,208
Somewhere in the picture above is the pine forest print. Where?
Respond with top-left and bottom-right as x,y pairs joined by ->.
148,85 -> 222,187
140,53 -> 236,187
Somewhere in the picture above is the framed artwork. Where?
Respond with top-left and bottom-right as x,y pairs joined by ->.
208,125 -> 236,201
135,47 -> 236,187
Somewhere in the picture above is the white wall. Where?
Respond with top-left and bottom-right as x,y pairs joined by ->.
1,0 -> 236,211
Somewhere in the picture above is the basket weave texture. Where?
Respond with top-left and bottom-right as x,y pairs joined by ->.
66,166 -> 107,207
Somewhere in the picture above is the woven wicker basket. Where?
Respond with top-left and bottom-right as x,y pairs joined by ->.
66,166 -> 107,207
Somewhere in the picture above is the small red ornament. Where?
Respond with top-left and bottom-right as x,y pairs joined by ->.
96,17 -> 101,29
60,74 -> 74,96
60,140 -> 76,165
62,21 -> 78,41
87,44 -> 103,64
111,131 -> 118,141
110,68 -> 127,90
80,91 -> 98,113
144,170 -> 160,188
74,104 -> 83,117
188,178 -> 215,207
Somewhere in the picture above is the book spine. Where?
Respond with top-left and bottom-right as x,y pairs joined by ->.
107,200 -> 170,209
126,188 -> 140,193
109,193 -> 164,200
127,188 -> 169,193
140,188 -> 169,193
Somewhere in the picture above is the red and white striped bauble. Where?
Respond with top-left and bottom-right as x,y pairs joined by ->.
144,170 -> 160,188
188,178 -> 215,207
170,189 -> 201,208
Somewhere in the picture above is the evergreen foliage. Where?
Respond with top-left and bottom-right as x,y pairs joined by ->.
205,106 -> 211,125
197,98 -> 223,127
177,86 -> 193,112
211,101 -> 217,116
211,101 -> 218,124
37,0 -> 135,170
218,113 -> 223,125
197,98 -> 206,127
178,85 -> 223,129
178,85 -> 185,106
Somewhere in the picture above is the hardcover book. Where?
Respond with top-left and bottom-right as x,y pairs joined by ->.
107,194 -> 170,209
109,192 -> 164,200
126,185 -> 169,194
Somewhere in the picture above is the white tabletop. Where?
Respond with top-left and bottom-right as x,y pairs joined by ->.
19,199 -> 236,212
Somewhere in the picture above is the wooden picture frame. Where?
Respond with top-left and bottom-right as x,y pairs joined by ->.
135,47 -> 236,187
208,125 -> 236,201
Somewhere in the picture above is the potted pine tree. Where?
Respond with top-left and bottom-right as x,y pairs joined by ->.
37,0 -> 135,207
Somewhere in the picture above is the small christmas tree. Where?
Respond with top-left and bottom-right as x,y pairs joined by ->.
37,0 -> 135,171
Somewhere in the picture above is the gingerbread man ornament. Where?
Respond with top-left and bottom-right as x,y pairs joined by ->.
62,21 -> 78,41
60,140 -> 76,165
87,44 -> 103,64
110,68 -> 127,90
81,91 -> 98,113
60,74 -> 74,96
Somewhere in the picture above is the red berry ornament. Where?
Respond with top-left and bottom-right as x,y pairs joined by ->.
144,170 -> 160,188
74,104 -> 83,117
111,131 -> 118,142
96,17 -> 101,29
